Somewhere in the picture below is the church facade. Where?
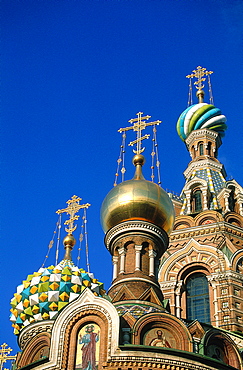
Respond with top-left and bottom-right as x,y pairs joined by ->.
9,68 -> 243,370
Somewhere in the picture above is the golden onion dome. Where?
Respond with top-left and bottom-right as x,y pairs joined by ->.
101,154 -> 175,234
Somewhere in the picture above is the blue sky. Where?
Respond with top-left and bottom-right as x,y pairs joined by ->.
1,0 -> 243,358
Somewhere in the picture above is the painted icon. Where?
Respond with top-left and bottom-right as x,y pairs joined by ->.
144,328 -> 174,348
76,323 -> 100,370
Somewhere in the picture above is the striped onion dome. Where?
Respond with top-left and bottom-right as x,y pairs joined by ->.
10,259 -> 105,335
176,103 -> 227,142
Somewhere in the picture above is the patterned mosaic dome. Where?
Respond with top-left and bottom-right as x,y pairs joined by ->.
176,103 -> 227,142
10,259 -> 105,335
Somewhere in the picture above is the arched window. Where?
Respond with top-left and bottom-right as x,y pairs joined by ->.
186,273 -> 210,324
199,142 -> 204,156
228,186 -> 236,212
192,189 -> 202,213
207,142 -> 212,156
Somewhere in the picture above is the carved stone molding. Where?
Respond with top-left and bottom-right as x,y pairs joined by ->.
170,221 -> 243,242
208,271 -> 243,282
159,281 -> 177,289
184,159 -> 225,180
18,321 -> 53,350
105,354 -> 221,370
105,220 -> 168,253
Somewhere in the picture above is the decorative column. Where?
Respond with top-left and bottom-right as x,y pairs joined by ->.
184,189 -> 191,214
135,245 -> 142,271
223,189 -> 231,213
149,249 -> 157,276
112,256 -> 119,280
175,281 -> 183,318
208,277 -> 219,327
202,187 -> 208,211
118,247 -> 126,274
236,193 -> 243,216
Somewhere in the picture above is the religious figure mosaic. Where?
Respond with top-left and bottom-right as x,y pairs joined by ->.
144,328 -> 175,348
76,323 -> 100,370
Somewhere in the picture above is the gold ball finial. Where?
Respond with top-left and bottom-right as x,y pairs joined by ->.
63,234 -> 76,248
196,89 -> 205,103
133,154 -> 145,166
63,234 -> 76,260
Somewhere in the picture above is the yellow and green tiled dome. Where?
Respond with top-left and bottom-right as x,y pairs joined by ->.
10,259 -> 105,335
176,103 -> 227,142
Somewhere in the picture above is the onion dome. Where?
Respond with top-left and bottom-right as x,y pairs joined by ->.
176,103 -> 227,142
10,259 -> 105,335
10,196 -> 104,335
101,154 -> 175,235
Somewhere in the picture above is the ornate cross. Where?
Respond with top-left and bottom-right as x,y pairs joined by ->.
0,343 -> 16,370
186,66 -> 213,90
56,195 -> 90,235
118,112 -> 161,154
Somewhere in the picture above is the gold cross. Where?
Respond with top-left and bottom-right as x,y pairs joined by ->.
0,343 -> 16,370
186,66 -> 213,90
118,112 -> 161,154
56,195 -> 90,235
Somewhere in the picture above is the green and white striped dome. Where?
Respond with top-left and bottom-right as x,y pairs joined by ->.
176,103 -> 227,142
10,259 -> 105,335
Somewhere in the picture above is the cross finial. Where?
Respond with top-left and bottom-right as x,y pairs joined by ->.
186,66 -> 213,90
0,343 -> 16,370
56,195 -> 90,235
118,112 -> 161,154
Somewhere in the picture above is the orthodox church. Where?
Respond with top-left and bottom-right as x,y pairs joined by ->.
6,67 -> 243,370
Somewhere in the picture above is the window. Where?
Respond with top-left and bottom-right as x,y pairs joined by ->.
199,143 -> 204,155
222,288 -> 227,295
237,316 -> 242,322
235,302 -> 240,309
207,142 -> 212,156
228,186 -> 236,212
186,273 -> 210,324
192,189 -> 202,213
236,258 -> 243,273
234,289 -> 240,296
222,302 -> 228,308
223,316 -> 230,323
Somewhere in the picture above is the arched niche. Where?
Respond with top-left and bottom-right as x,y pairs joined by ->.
174,215 -> 195,230
195,210 -> 222,226
231,250 -> 243,273
133,312 -> 192,352
61,310 -> 110,370
16,332 -> 51,368
225,212 -> 243,227
203,329 -> 241,369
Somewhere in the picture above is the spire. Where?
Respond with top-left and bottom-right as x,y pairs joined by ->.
56,195 -> 90,260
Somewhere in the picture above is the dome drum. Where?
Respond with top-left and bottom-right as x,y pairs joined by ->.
105,220 -> 169,258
